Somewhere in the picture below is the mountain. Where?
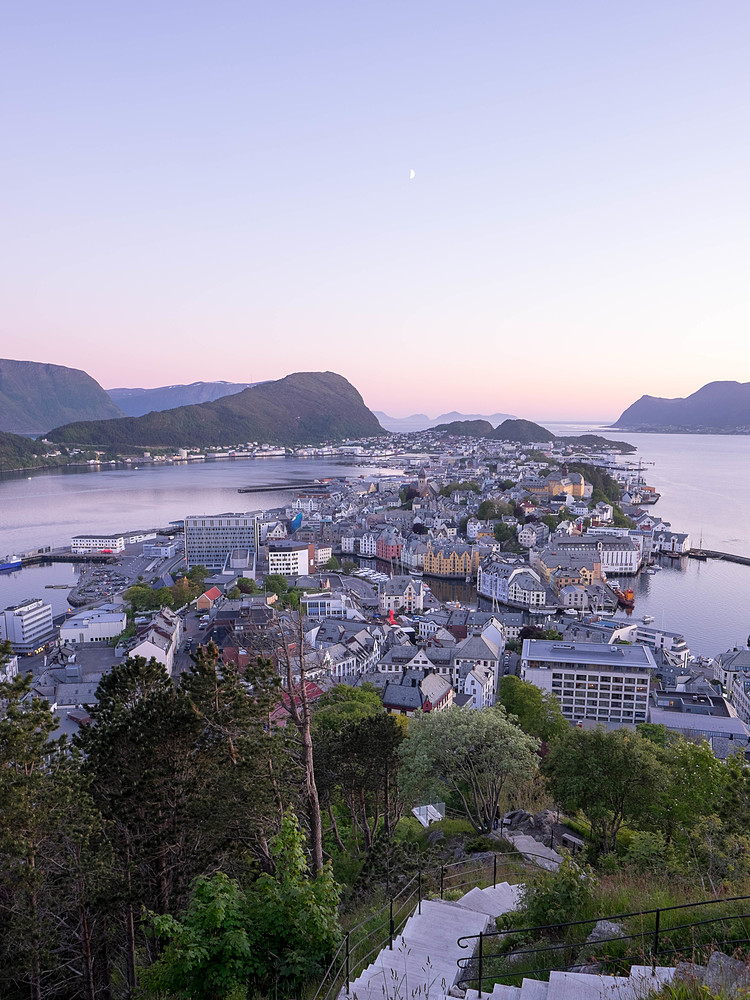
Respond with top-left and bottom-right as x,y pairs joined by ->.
613,381 -> 750,432
486,418 -> 556,443
0,359 -> 124,435
375,410 -> 515,433
47,372 -> 383,448
108,381 -> 255,416
432,419 -> 494,436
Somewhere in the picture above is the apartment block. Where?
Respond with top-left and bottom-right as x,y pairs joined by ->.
184,513 -> 259,570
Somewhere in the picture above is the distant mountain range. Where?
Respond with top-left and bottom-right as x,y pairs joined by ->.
0,359 -> 124,435
47,372 -> 384,448
614,381 -> 750,432
374,410 -> 515,433
108,381 -> 256,417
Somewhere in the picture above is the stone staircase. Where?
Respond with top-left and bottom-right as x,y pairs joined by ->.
463,966 -> 676,1000
342,882 -> 522,1000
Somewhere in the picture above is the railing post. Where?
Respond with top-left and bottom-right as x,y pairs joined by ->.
477,931 -> 484,998
389,897 -> 394,950
493,854 -> 497,888
418,869 -> 422,914
652,908 -> 660,972
345,931 -> 350,993
440,865 -> 445,900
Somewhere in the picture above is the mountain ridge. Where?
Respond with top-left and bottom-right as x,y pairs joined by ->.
374,410 -> 515,433
613,381 -> 750,431
0,359 -> 124,435
108,381 -> 256,416
47,371 -> 383,448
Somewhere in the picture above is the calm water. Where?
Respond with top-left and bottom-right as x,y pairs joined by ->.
0,458 -> 396,555
1,437 -> 749,658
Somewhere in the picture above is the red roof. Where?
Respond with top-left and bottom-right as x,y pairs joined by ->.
202,586 -> 222,601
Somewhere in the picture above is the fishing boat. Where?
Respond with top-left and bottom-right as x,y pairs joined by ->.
613,586 -> 635,610
0,555 -> 22,572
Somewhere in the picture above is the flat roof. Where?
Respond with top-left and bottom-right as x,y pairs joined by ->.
522,639 -> 656,670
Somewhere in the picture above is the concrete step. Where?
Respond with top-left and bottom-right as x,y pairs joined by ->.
546,971 -> 633,1000
626,966 -> 677,997
465,984 -> 522,1000
519,978 -> 549,1000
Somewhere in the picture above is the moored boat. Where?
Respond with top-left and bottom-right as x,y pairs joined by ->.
0,555 -> 22,572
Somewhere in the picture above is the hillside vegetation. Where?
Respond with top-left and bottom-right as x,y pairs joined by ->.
614,381 -> 750,432
47,371 -> 383,448
0,358 -> 123,435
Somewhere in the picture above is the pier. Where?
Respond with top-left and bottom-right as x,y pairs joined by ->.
21,552 -> 117,567
692,548 -> 750,566
238,481 -> 332,494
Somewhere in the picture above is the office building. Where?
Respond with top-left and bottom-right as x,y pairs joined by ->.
184,513 -> 259,570
0,599 -> 55,654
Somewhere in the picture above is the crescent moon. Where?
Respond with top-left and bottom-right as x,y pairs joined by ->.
409,169 -> 415,180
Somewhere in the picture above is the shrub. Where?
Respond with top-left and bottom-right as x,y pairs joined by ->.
515,855 -> 597,930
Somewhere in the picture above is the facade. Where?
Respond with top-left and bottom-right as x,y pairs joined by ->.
382,668 -> 455,716
0,599 -> 55,654
423,541 -> 480,579
184,513 -> 259,570
71,533 -> 125,554
476,560 -> 546,607
59,607 -> 127,645
379,576 -> 426,614
300,592 -> 360,619
267,542 -> 314,576
376,529 -> 403,561
142,541 -> 178,558
521,639 -> 655,725
128,607 -> 182,676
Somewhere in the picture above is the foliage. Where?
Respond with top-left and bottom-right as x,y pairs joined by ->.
142,813 -> 341,998
438,480 -> 481,496
125,582 -> 174,610
542,727 -> 665,855
514,855 -> 596,929
497,676 -> 568,742
494,521 -> 517,544
398,707 -> 539,833
324,555 -> 341,570
236,577 -> 259,594
478,499 -> 512,520
341,559 -> 357,573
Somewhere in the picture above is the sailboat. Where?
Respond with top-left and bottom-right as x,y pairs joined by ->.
690,531 -> 708,561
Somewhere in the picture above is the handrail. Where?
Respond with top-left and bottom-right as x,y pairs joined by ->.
454,893 -> 750,995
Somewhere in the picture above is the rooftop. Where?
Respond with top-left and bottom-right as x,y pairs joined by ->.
522,639 -> 656,672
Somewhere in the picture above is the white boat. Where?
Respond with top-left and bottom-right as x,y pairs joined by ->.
642,615 -> 655,623
644,568 -> 657,575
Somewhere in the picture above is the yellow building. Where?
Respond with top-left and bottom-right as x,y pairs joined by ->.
423,542 -> 481,579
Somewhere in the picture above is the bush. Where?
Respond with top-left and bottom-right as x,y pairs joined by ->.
515,855 -> 597,930
465,835 -> 497,854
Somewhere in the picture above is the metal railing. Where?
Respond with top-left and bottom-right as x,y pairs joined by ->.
312,848 -> 554,1000
456,893 -> 750,996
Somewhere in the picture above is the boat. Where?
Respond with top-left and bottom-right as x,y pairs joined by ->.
644,567 -> 657,575
642,615 -> 654,623
0,555 -> 22,572
613,586 -> 635,610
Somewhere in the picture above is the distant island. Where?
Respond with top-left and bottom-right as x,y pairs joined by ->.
614,381 -> 750,433
375,410 -> 515,432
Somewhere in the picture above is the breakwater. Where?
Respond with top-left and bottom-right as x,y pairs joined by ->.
696,549 -> 750,567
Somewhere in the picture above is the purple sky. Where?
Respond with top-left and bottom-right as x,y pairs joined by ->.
2,1 -> 750,419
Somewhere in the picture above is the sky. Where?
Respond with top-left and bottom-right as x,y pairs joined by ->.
2,1 -> 750,420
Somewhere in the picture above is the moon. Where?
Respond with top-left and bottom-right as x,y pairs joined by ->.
409,169 -> 415,180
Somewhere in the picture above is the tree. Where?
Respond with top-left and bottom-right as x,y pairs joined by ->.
341,559 -> 357,574
142,813 -> 341,999
494,522 -> 516,544
542,727 -> 664,855
324,555 -> 341,570
498,676 -> 568,743
398,707 -> 539,833
227,586 -> 242,599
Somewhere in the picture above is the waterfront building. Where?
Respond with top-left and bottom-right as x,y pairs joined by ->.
521,639 -> 655,725
0,598 -> 56,654
423,541 -> 481,579
184,513 -> 259,570
59,606 -> 127,645
71,533 -> 125,554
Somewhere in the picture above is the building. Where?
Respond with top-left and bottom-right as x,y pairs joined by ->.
379,576 -> 426,614
648,689 -> 749,758
196,586 -> 223,611
127,607 -> 182,676
71,533 -> 125,554
376,529 -> 403,561
267,541 -> 315,577
476,559 -> 546,607
300,592 -> 361,619
143,541 -> 178,558
382,668 -> 454,716
423,541 -> 481,579
521,639 -> 655,725
184,513 -> 259,570
59,606 -> 127,645
0,599 -> 56,654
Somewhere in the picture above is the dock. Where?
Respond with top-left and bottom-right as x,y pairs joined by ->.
692,548 -> 750,566
238,481 -> 332,494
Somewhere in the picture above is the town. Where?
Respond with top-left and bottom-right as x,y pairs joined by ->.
2,425 -> 745,759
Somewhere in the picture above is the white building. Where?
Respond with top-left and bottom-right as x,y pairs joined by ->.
379,577 -> 426,614
267,542 -> 313,577
143,541 -> 178,559
127,607 -> 182,676
59,606 -> 128,645
477,559 -> 545,607
0,599 -> 56,654
521,639 -> 655,725
300,592 -> 362,619
184,513 -> 259,570
71,534 -> 125,554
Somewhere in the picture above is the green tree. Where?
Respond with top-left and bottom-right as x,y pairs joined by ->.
498,675 -> 568,742
324,555 -> 341,570
398,707 -> 539,833
142,813 -> 341,999
341,559 -> 357,574
542,727 -> 664,855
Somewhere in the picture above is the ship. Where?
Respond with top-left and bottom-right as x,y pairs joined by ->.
0,555 -> 22,572
613,586 -> 635,610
